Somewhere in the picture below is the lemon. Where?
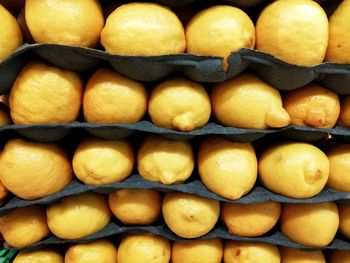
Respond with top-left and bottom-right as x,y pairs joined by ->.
14,249 -> 63,263
0,138 -> 72,200
65,239 -> 117,263
9,61 -> 83,124
117,234 -> 171,263
338,203 -> 350,240
73,137 -> 134,185
0,104 -> 10,126
339,96 -> 350,127
329,250 -> 350,263
101,2 -> 185,55
46,192 -> 111,240
148,78 -> 211,131
0,206 -> 49,248
83,67 -> 147,124
280,202 -> 339,247
108,189 -> 161,225
198,137 -> 257,200
224,241 -> 280,263
259,142 -> 329,199
0,4 -> 22,61
326,0 -> 350,63
162,192 -> 220,238
137,136 -> 194,185
279,247 -> 325,263
211,74 -> 290,129
283,84 -> 340,128
256,0 -> 328,66
25,0 -> 104,47
172,238 -> 223,263
186,5 -> 255,69
221,201 -> 281,237
326,144 -> 350,192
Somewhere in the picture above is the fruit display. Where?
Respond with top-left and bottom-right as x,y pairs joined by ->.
1,0 -> 350,262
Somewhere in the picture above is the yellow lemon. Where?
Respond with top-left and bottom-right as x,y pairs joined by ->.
83,67 -> 147,124
172,238 -> 223,263
0,104 -> 10,126
338,203 -> 350,239
280,202 -> 339,247
326,144 -> 350,192
46,192 -> 111,240
0,206 -> 49,248
65,239 -> 117,263
148,78 -> 211,131
0,138 -> 72,200
326,0 -> 350,63
186,5 -> 255,69
9,61 -> 83,124
14,249 -> 63,263
137,136 -> 194,185
198,137 -> 257,200
283,84 -> 340,128
25,0 -> 104,47
329,250 -> 350,263
338,96 -> 350,127
117,234 -> 170,263
256,0 -> 328,66
73,137 -> 134,185
259,142 -> 329,199
221,201 -> 281,237
0,4 -> 22,61
211,74 -> 290,129
279,247 -> 325,263
224,241 -> 280,263
101,2 -> 185,55
162,192 -> 220,238
108,189 -> 161,225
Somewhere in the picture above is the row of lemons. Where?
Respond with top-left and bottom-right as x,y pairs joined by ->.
0,191 -> 349,249
1,136 -> 350,202
11,236 -> 350,263
2,60 -> 350,131
1,0 -> 350,68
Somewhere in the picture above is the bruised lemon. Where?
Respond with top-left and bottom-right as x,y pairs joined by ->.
108,189 -> 162,225
221,201 -> 281,237
65,239 -> 117,263
101,2 -> 185,55
0,138 -> 73,200
0,104 -> 10,126
9,61 -> 83,124
259,142 -> 329,199
117,234 -> 171,263
162,192 -> 220,238
46,192 -> 111,240
338,203 -> 350,240
256,0 -> 328,66
329,250 -> 350,263
73,137 -> 134,185
279,247 -> 325,263
338,96 -> 350,128
186,5 -> 255,69
0,206 -> 49,248
25,0 -> 104,47
83,67 -> 147,124
198,137 -> 257,200
172,238 -> 223,263
283,84 -> 340,128
14,249 -> 63,263
280,202 -> 339,247
211,74 -> 290,129
149,78 -> 211,131
224,241 -> 280,263
137,136 -> 194,185
0,4 -> 22,61
326,0 -> 350,63
326,144 -> 350,192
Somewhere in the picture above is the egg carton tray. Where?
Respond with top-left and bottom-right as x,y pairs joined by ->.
11,222 -> 350,252
1,44 -> 350,95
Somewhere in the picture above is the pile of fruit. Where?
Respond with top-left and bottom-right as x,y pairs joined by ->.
1,0 -> 350,262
